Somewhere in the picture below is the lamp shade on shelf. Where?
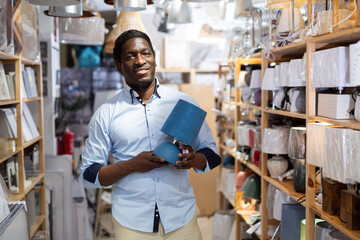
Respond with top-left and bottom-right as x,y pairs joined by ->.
261,68 -> 279,90
241,174 -> 261,201
288,127 -> 306,159
277,8 -> 305,33
250,70 -> 262,89
26,0 -> 80,6
236,170 -> 253,191
262,127 -> 290,154
161,99 -> 207,146
307,122 -> 332,168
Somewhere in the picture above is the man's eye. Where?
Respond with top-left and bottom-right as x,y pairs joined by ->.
126,55 -> 133,59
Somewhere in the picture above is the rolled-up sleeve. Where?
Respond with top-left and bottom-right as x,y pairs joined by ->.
81,105 -> 112,189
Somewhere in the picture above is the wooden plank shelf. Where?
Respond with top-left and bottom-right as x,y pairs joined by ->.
269,40 -> 306,59
238,158 -> 261,176
23,97 -> 41,102
220,190 -> 236,208
309,27 -> 360,46
25,173 -> 44,196
0,147 -> 21,164
23,135 -> 42,149
263,175 -> 306,207
263,108 -> 307,119
0,51 -> 19,60
29,214 -> 46,238
21,57 -> 41,66
222,101 -> 237,106
220,144 -> 236,158
237,102 -> 262,111
311,205 -> 360,240
0,99 -> 20,106
309,115 -> 360,130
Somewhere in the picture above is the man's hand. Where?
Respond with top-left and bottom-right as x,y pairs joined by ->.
174,145 -> 206,170
129,151 -> 168,173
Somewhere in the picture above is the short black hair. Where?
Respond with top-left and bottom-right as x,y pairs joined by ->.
113,30 -> 155,63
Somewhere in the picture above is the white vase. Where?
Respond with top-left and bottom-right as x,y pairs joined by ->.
267,156 -> 289,178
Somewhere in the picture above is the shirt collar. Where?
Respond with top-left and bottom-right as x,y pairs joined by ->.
124,78 -> 161,104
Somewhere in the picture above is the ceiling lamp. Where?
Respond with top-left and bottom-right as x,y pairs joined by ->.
103,12 -> 147,54
43,3 -> 96,18
168,0 -> 192,24
266,0 -> 307,9
104,0 -> 147,11
26,0 -> 80,6
180,0 -> 220,3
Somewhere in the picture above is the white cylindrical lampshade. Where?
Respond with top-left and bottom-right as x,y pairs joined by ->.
274,64 -> 281,87
26,0 -> 80,6
307,122 -> 332,168
45,4 -> 83,17
348,129 -> 360,182
250,70 -> 262,89
168,0 -> 192,24
114,0 -> 147,11
261,68 -> 279,90
277,7 -> 305,33
324,127 -> 351,183
288,59 -> 305,87
288,127 -> 306,159
262,127 -> 290,154
279,62 -> 290,86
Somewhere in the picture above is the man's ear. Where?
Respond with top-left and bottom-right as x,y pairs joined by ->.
115,62 -> 123,75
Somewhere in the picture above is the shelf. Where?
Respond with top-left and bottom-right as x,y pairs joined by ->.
311,205 -> 360,240
0,99 -> 20,106
309,116 -> 360,130
21,57 -> 41,66
223,123 -> 234,129
238,158 -> 261,176
263,108 -> 307,119
194,69 -> 218,73
222,101 -> 237,105
8,192 -> 24,201
309,27 -> 360,46
220,190 -> 236,208
0,147 -> 21,164
220,144 -> 237,158
269,40 -> 306,59
156,68 -> 191,73
29,214 -> 46,238
263,175 -> 306,207
236,209 -> 261,226
23,97 -> 41,102
23,136 -> 42,149
0,51 -> 19,60
25,173 -> 44,196
237,103 -> 262,111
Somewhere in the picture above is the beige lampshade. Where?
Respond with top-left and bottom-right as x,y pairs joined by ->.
277,7 -> 305,33
266,0 -> 306,9
103,12 -> 147,54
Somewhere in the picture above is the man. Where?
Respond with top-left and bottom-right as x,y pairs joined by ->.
81,29 -> 221,239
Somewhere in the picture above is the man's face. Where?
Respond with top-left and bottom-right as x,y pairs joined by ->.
116,37 -> 156,90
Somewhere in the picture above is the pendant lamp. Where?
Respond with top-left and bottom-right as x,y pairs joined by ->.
44,3 -> 96,18
153,99 -> 207,165
103,11 -> 147,54
168,0 -> 192,24
104,0 -> 147,11
26,0 -> 80,6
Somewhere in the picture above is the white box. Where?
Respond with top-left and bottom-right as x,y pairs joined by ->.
317,93 -> 355,119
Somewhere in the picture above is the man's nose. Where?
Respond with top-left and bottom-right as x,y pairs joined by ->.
135,54 -> 146,65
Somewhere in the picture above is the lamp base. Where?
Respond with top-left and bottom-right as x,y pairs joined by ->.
153,142 -> 181,165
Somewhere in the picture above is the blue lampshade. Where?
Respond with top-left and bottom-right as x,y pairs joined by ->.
161,99 -> 207,146
153,142 -> 181,165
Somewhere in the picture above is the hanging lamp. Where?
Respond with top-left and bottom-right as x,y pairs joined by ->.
104,0 -> 147,11
43,3 -> 96,18
103,11 -> 147,54
26,0 -> 80,6
167,0 -> 192,24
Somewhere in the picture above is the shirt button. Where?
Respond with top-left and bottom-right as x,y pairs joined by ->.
157,199 -> 161,202
152,134 -> 154,138
157,177 -> 159,182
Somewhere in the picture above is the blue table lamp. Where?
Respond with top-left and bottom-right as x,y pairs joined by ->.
153,99 -> 207,165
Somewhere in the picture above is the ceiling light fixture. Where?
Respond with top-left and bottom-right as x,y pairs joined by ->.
104,0 -> 147,11
26,0 -> 81,6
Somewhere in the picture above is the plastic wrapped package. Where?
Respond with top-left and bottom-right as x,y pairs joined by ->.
324,127 -> 352,183
0,0 -> 14,53
307,122 -> 332,167
254,127 -> 262,151
288,127 -> 306,159
347,129 -> 360,182
299,52 -> 306,84
288,59 -> 304,87
262,127 -> 290,154
249,126 -> 261,148
311,46 -> 352,88
279,62 -> 290,87
21,1 -> 40,60
274,64 -> 281,87
60,17 -> 105,45
349,41 -> 360,85
237,124 -> 252,146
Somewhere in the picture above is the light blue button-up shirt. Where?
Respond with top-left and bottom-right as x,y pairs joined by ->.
81,80 -> 219,233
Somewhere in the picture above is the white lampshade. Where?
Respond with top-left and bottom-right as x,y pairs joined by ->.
307,122 -> 332,168
26,0 -> 80,6
114,0 -> 147,11
250,70 -> 262,89
279,62 -> 290,87
44,4 -> 94,18
348,129 -> 360,182
168,0 -> 192,24
274,64 -> 281,87
277,7 -> 305,33
262,68 -> 279,90
288,59 -> 305,87
262,127 -> 290,154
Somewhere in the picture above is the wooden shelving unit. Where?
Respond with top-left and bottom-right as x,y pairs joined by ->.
217,27 -> 360,240
0,50 -> 46,237
155,68 -> 218,84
